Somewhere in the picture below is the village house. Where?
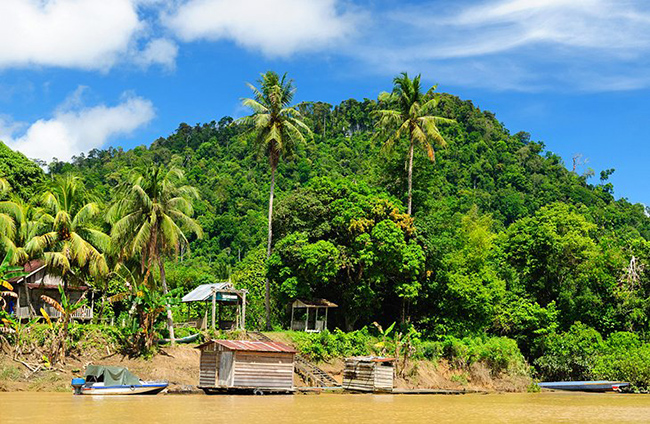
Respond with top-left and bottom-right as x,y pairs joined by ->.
6,259 -> 93,321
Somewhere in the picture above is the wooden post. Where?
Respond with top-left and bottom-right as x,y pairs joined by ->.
305,307 -> 309,331
290,302 -> 295,331
241,291 -> 246,330
325,307 -> 328,331
211,290 -> 216,331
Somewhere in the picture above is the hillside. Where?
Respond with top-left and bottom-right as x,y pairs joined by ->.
3,93 -> 650,378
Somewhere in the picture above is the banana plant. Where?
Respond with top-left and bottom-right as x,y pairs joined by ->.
108,265 -> 181,355
40,285 -> 87,364
0,249 -> 24,342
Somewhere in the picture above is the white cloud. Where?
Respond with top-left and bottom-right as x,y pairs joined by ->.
0,0 -> 176,71
163,0 -> 359,57
134,38 -> 179,69
0,89 -> 155,162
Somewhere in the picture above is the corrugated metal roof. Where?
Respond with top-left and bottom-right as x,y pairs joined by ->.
197,339 -> 297,353
347,356 -> 395,363
182,283 -> 233,302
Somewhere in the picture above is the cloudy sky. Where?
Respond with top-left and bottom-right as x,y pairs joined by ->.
1,0 -> 649,203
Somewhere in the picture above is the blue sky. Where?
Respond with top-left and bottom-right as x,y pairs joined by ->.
0,0 -> 649,205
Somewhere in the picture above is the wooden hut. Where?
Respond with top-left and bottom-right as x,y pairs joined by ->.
342,357 -> 395,393
6,259 -> 92,321
197,340 -> 296,394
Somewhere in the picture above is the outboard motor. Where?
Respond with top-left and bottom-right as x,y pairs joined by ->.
71,378 -> 85,395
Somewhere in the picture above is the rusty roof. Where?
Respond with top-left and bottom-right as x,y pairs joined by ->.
7,259 -> 45,283
197,340 -> 297,353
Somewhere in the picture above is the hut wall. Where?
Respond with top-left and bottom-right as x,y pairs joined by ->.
343,359 -> 394,392
232,351 -> 294,389
199,346 -> 218,387
373,363 -> 394,392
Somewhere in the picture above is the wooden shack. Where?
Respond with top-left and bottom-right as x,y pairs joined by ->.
342,357 -> 395,393
197,340 -> 296,394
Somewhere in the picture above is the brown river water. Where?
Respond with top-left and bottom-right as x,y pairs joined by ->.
1,392 -> 649,423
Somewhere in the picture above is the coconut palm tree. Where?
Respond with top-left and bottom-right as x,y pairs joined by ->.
26,174 -> 109,281
375,73 -> 455,215
0,196 -> 41,265
239,71 -> 312,329
109,165 -> 202,345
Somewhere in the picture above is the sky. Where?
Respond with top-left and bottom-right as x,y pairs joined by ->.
0,0 -> 649,205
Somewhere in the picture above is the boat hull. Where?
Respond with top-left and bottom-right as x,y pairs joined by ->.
80,382 -> 168,395
538,381 -> 630,392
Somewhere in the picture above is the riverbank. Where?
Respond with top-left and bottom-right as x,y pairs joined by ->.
0,331 -> 530,393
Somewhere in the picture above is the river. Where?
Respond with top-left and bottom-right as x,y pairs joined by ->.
1,392 -> 649,423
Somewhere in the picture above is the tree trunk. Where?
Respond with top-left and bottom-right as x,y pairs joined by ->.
407,139 -> 415,215
159,257 -> 175,345
265,165 -> 276,330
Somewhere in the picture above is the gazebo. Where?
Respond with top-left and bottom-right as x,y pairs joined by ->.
290,299 -> 337,332
181,282 -> 247,330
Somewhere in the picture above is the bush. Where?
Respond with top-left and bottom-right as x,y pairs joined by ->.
440,335 -> 528,376
289,328 -> 374,362
534,322 -> 603,381
592,332 -> 650,390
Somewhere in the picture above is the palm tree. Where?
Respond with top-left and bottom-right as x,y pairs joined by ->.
26,175 -> 109,281
0,196 -> 41,265
240,71 -> 312,329
109,165 -> 202,345
375,73 -> 455,215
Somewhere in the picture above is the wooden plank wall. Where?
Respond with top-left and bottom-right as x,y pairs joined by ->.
232,352 -> 294,389
342,360 -> 394,392
199,350 -> 218,387
373,363 -> 394,392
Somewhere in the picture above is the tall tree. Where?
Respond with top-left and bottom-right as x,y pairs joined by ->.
26,175 -> 109,279
375,73 -> 454,215
239,71 -> 312,329
109,165 -> 202,344
25,175 -> 109,361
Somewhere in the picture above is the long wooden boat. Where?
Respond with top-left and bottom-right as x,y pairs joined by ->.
156,333 -> 200,345
537,381 -> 630,392
72,365 -> 168,395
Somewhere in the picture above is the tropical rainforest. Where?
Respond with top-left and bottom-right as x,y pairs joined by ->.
1,72 -> 649,387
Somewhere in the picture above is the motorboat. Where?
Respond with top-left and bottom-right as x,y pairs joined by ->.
71,365 -> 168,395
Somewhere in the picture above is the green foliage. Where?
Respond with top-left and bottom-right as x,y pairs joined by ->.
534,322 -> 604,381
0,141 -> 45,200
0,78 -> 649,378
440,335 -> 528,377
289,328 -> 374,362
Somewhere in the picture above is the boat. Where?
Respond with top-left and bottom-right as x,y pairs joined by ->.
156,333 -> 201,345
537,381 -> 630,392
71,365 -> 168,395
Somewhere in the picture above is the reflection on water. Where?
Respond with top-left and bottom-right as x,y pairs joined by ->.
1,392 -> 649,423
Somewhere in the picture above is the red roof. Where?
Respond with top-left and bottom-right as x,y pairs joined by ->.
7,259 -> 45,283
198,340 -> 296,353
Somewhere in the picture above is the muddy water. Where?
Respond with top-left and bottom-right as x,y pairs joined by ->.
1,392 -> 649,423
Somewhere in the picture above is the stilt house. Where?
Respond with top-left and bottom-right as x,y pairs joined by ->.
197,340 -> 296,393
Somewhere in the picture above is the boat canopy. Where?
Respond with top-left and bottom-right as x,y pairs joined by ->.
84,365 -> 141,386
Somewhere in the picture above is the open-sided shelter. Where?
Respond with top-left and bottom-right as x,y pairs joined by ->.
290,298 -> 337,332
181,282 -> 247,330
197,340 -> 296,393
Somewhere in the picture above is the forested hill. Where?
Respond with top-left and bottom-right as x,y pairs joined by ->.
3,93 -> 650,344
